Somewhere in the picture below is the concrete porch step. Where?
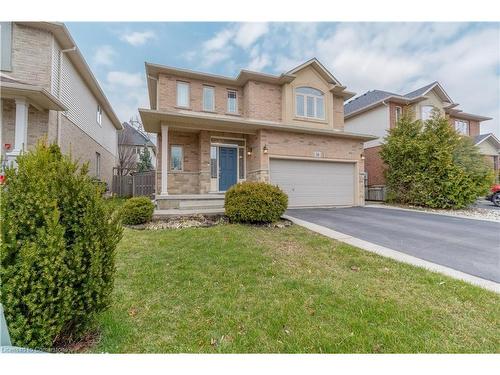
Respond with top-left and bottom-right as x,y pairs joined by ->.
153,208 -> 224,218
156,194 -> 225,211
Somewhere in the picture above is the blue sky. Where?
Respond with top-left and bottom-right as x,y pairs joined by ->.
67,22 -> 500,136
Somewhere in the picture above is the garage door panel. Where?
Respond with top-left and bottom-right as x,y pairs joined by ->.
270,159 -> 355,207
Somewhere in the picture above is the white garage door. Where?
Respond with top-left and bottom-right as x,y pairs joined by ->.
269,158 -> 355,207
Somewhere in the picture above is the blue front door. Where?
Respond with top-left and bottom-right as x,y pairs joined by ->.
218,147 -> 237,191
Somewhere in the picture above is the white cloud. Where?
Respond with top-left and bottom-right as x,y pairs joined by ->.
103,71 -> 148,123
234,23 -> 269,49
93,45 -> 115,66
183,22 -> 499,136
106,71 -> 144,88
121,31 -> 156,46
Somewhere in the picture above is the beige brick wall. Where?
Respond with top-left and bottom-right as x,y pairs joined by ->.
243,81 -> 282,121
157,74 -> 244,116
7,23 -> 53,89
59,115 -> 116,187
260,129 -> 365,204
1,99 -> 49,152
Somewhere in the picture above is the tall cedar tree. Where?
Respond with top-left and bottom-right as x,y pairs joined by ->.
380,112 -> 493,208
137,147 -> 153,172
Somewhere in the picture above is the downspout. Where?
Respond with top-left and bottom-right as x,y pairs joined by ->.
56,46 -> 76,146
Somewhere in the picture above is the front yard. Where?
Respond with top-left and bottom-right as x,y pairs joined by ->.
93,224 -> 499,353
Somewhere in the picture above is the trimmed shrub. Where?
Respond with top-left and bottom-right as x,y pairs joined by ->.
121,196 -> 154,225
0,142 -> 122,350
380,113 -> 493,209
224,182 -> 288,223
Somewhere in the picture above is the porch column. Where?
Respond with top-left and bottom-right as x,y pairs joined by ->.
12,98 -> 29,155
161,124 -> 169,195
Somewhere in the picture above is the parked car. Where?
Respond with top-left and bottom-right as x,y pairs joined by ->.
486,184 -> 500,207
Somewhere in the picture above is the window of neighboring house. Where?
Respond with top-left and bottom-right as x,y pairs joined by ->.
176,82 -> 190,108
95,152 -> 101,178
395,106 -> 402,122
210,146 -> 217,178
227,90 -> 238,113
295,87 -> 325,120
203,86 -> 215,111
421,105 -> 434,121
96,105 -> 102,125
0,22 -> 12,71
238,147 -> 245,180
171,145 -> 183,171
454,119 -> 469,135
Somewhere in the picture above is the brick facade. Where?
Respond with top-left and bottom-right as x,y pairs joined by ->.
59,116 -> 116,187
364,146 -> 386,186
156,127 -> 365,204
1,99 -> 49,151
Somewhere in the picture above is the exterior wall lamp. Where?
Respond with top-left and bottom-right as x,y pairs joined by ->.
361,153 -> 365,160
263,145 -> 269,154
247,147 -> 253,156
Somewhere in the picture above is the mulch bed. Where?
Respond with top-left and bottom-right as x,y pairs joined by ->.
125,214 -> 293,230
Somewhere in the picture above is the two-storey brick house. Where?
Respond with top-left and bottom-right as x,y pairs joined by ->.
0,22 -> 122,186
344,81 -> 496,187
140,58 -> 376,211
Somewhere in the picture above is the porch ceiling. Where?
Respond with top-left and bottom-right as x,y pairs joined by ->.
139,108 -> 378,141
1,82 -> 67,111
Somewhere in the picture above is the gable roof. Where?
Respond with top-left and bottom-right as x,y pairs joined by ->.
345,81 -> 491,121
120,122 -> 156,149
16,22 -> 122,130
474,133 -> 500,150
146,57 -> 355,110
344,90 -> 400,116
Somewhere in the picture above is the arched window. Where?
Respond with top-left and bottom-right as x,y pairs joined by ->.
295,87 -> 325,120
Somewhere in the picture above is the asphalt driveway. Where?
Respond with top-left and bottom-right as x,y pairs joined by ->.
287,207 -> 500,283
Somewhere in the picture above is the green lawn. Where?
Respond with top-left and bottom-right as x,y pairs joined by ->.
93,224 -> 500,353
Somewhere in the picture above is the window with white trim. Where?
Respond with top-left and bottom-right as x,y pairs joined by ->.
96,105 -> 102,125
454,119 -> 469,135
95,152 -> 101,178
176,81 -> 190,108
421,105 -> 434,121
227,90 -> 237,113
210,146 -> 217,178
395,106 -> 402,122
203,86 -> 215,111
295,87 -> 325,120
170,145 -> 183,171
0,22 -> 12,71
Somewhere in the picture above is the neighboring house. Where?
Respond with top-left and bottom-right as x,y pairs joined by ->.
344,81 -> 495,187
0,22 -> 122,186
139,58 -> 376,210
474,133 -> 500,181
118,121 -> 157,172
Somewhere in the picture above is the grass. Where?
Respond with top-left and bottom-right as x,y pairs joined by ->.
92,224 -> 500,353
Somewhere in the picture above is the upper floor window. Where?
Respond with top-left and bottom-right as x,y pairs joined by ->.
421,105 -> 434,121
0,22 -> 12,71
96,105 -> 102,125
295,87 -> 325,120
454,120 -> 469,135
395,106 -> 402,122
176,81 -> 190,108
227,90 -> 238,113
203,86 -> 215,111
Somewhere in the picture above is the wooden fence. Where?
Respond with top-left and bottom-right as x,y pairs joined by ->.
112,170 -> 155,198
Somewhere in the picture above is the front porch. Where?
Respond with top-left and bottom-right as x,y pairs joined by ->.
0,75 -> 66,168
